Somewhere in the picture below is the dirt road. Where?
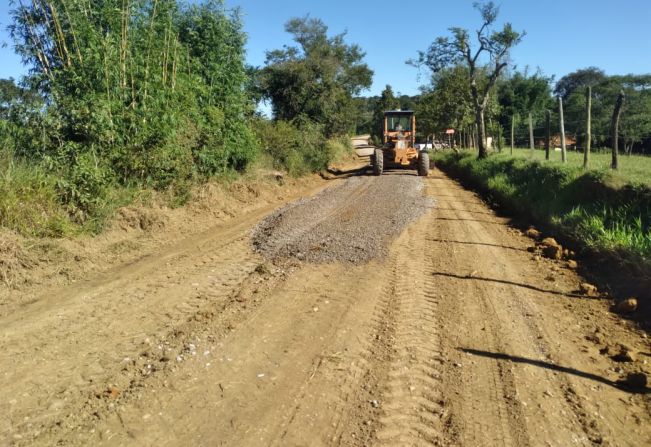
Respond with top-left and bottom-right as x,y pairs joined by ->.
1,167 -> 649,446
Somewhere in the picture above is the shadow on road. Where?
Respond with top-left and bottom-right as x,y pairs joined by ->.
434,208 -> 496,216
459,348 -> 649,394
427,238 -> 526,253
322,165 -> 425,179
322,164 -> 369,179
431,271 -> 604,300
434,216 -> 506,225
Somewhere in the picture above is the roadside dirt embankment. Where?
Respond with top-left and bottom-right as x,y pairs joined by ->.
0,172 -> 325,316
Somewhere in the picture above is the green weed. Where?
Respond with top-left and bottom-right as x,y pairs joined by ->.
434,150 -> 651,264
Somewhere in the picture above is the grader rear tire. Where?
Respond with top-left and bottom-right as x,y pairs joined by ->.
417,151 -> 429,177
373,148 -> 384,176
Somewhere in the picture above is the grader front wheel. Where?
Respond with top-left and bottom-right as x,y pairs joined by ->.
417,152 -> 429,177
373,148 -> 384,176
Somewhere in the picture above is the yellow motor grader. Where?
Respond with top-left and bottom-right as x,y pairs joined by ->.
372,110 -> 429,176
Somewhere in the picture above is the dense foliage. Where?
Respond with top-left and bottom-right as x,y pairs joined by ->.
0,6 -> 369,236
258,17 -> 373,137
3,0 -> 258,229
253,118 -> 351,177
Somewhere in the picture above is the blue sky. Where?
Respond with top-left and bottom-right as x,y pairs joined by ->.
1,0 -> 650,97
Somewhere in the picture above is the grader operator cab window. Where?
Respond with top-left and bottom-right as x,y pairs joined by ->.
386,115 -> 412,131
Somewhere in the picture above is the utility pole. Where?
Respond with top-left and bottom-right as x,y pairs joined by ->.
559,97 -> 567,163
510,115 -> 515,155
611,90 -> 625,170
584,86 -> 591,169
545,110 -> 551,160
528,113 -> 534,156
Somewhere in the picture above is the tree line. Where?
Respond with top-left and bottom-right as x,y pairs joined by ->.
354,65 -> 651,159
1,0 -> 649,235
420,3 -> 650,160
353,3 -> 651,161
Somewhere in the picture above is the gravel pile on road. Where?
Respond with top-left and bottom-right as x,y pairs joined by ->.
251,174 -> 434,264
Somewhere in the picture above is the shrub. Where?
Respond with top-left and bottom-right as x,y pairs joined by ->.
0,155 -> 72,237
254,119 -> 331,176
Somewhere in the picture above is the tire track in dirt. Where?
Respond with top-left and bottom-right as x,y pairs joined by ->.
373,224 -> 447,446
424,172 -> 649,447
340,169 -> 650,447
330,208 -> 450,447
337,175 -> 530,447
2,167 -> 650,446
1,233 -> 260,444
0,182 -> 335,446
427,176 -> 589,446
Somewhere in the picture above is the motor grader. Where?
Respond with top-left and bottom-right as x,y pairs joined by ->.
372,110 -> 429,176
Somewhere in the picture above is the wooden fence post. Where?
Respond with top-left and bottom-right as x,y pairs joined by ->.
559,97 -> 567,163
476,123 -> 480,152
510,115 -> 515,155
584,86 -> 591,169
528,112 -> 534,156
545,110 -> 551,160
611,90 -> 625,170
489,118 -> 493,152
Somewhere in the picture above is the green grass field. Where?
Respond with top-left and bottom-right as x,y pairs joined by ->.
433,150 -> 651,266
498,148 -> 651,187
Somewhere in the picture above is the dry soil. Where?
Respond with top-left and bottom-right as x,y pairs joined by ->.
0,166 -> 649,447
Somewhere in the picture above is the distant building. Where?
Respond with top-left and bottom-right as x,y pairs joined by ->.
536,134 -> 576,149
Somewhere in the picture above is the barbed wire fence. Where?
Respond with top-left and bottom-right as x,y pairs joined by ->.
504,115 -> 651,154
455,98 -> 651,157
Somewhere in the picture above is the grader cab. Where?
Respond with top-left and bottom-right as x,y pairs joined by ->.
372,110 -> 429,176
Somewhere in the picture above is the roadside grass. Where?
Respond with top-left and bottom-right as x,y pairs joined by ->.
0,133 -> 352,238
0,156 -> 72,237
433,150 -> 651,268
0,156 -> 142,237
506,148 -> 651,187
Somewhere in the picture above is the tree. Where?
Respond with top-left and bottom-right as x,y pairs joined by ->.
611,91 -> 625,169
416,65 -> 475,138
371,85 -> 400,140
259,16 -> 373,136
561,72 -> 651,154
497,69 -> 553,142
554,67 -> 606,100
352,95 -> 376,136
0,77 -> 46,159
413,1 -> 524,158
0,78 -> 26,118
616,75 -> 651,154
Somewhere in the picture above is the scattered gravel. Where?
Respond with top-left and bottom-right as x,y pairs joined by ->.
251,174 -> 434,263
